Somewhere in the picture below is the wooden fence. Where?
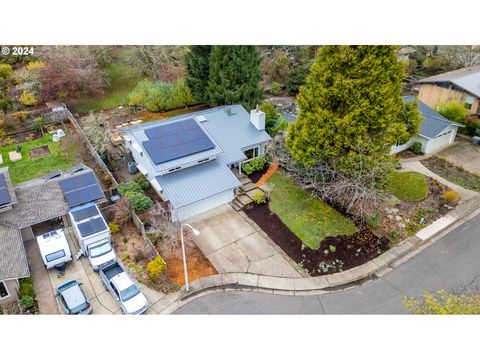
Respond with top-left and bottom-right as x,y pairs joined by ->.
63,106 -> 119,188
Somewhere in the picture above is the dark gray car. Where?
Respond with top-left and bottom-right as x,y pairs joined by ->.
55,279 -> 93,315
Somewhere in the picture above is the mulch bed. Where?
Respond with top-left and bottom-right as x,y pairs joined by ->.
421,156 -> 480,191
28,145 -> 51,159
247,166 -> 269,183
244,202 -> 389,276
397,149 -> 421,159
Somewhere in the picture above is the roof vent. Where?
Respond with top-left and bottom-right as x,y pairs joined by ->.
195,115 -> 207,123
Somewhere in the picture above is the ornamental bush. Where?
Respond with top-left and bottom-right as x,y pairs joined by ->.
133,174 -> 151,190
411,142 -> 423,155
270,82 -> 282,95
251,191 -> 267,205
123,191 -> 154,212
20,295 -> 34,309
0,64 -> 13,79
19,90 -> 38,106
146,256 -> 167,281
242,155 -> 269,175
117,181 -> 143,196
109,223 -> 120,234
443,190 -> 460,205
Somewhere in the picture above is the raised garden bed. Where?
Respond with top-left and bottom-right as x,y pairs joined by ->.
244,202 -> 389,276
421,156 -> 480,192
28,145 -> 51,159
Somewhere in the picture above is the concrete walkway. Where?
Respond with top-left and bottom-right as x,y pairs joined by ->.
188,204 -> 305,278
24,239 -> 59,314
400,160 -> 478,200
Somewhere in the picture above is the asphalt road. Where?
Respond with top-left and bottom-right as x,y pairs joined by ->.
174,211 -> 480,314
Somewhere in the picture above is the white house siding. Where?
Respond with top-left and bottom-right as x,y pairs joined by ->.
391,139 -> 414,154
0,279 -> 19,304
171,189 -> 235,221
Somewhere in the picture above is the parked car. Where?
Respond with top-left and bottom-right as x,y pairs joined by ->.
99,261 -> 148,315
69,203 -> 116,271
55,279 -> 93,315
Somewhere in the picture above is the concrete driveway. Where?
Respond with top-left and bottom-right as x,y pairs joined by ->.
188,205 -> 304,278
437,138 -> 480,174
41,228 -> 163,314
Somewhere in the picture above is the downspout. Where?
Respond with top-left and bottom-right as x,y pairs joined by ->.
238,162 -> 242,175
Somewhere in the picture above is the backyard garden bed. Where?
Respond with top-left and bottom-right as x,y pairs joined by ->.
247,165 -> 269,184
421,156 -> 480,192
28,145 -> 51,159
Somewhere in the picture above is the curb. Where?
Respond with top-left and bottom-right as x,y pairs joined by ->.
154,195 -> 480,314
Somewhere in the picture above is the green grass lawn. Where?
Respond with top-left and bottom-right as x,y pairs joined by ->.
0,133 -> 77,184
385,171 -> 428,201
72,62 -> 144,113
267,170 -> 357,250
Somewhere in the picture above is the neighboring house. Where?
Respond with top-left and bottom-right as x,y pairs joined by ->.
417,64 -> 480,116
391,96 -> 464,154
121,105 -> 272,221
0,165 -> 106,304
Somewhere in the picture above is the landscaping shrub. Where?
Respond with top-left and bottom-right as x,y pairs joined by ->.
443,190 -> 460,205
20,295 -> 34,309
117,181 -> 143,196
133,174 -> 150,190
270,82 -> 282,95
26,61 -> 45,71
19,90 -> 38,106
18,277 -> 35,298
12,111 -> 29,122
146,256 -> 167,281
242,155 -> 269,175
121,253 -> 130,262
0,64 -> 13,79
436,100 -> 466,124
123,190 -> 154,212
251,191 -> 267,205
109,223 -> 120,234
411,142 -> 423,155
367,212 -> 382,230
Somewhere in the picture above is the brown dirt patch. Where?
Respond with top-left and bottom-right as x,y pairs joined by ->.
244,202 -> 389,276
137,104 -> 211,122
247,166 -> 270,184
397,149 -> 421,159
28,145 -> 51,159
255,158 -> 279,186
421,156 -> 480,191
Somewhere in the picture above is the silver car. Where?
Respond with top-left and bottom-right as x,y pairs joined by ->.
55,279 -> 93,315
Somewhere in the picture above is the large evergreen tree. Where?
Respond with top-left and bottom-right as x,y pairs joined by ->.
185,45 -> 212,102
207,45 -> 263,109
286,45 -> 422,174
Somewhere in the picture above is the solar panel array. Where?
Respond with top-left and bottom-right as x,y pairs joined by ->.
71,204 -> 99,222
77,217 -> 107,238
143,119 -> 215,165
59,172 -> 104,208
0,173 -> 11,206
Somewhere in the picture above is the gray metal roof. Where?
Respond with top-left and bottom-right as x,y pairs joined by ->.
417,64 -> 480,98
404,96 -> 463,139
0,225 -> 29,281
122,105 -> 272,168
155,159 -> 241,209
281,113 -> 298,123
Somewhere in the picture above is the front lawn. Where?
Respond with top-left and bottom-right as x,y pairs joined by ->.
385,171 -> 428,201
72,62 -> 144,113
267,170 -> 357,250
0,133 -> 77,184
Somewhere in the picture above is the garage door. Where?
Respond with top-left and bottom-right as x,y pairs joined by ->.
173,190 -> 234,221
428,129 -> 453,152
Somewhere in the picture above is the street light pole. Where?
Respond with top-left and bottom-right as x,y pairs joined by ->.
180,223 -> 200,292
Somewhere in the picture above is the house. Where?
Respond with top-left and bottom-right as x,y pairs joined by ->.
417,64 -> 480,116
0,165 -> 106,304
121,105 -> 272,221
391,96 -> 464,154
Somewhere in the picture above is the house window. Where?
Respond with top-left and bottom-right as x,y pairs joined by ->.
244,147 -> 259,160
464,95 -> 474,110
0,281 -> 9,300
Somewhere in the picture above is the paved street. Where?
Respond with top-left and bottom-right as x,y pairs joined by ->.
174,211 -> 480,314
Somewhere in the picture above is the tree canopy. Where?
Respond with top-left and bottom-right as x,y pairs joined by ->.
207,45 -> 263,109
185,45 -> 212,103
286,45 -> 422,175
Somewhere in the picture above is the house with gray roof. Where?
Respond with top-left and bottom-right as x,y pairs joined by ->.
0,166 -> 106,304
417,64 -> 480,116
121,105 -> 271,221
391,96 -> 464,154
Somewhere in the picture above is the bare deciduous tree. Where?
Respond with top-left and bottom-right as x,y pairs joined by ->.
147,203 -> 181,256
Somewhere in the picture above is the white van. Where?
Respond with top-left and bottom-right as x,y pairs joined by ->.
36,229 -> 73,269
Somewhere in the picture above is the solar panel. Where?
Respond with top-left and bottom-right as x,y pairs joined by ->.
71,204 -> 99,221
77,217 -> 107,237
142,119 -> 215,165
68,163 -> 85,174
43,169 -> 62,180
59,172 -> 97,193
64,184 -> 104,208
0,174 -> 10,206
